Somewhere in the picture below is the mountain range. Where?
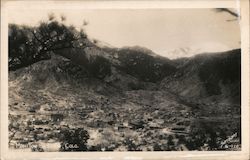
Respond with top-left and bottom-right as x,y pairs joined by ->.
8,40 -> 241,151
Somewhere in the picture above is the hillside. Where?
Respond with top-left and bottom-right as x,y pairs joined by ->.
9,54 -> 192,151
161,49 -> 241,104
8,45 -> 241,151
54,45 -> 177,83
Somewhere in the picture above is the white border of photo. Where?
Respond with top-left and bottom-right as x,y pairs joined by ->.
1,0 -> 249,159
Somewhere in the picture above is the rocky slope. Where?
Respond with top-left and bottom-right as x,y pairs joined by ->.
8,45 -> 241,151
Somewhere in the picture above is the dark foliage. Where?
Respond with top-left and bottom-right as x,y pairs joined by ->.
123,137 -> 142,151
153,143 -> 162,151
184,120 -> 240,151
59,128 -> 89,151
185,122 -> 220,150
9,16 -> 88,71
9,24 -> 51,70
88,145 -> 103,151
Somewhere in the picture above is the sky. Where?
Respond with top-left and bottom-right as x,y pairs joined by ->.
8,8 -> 241,59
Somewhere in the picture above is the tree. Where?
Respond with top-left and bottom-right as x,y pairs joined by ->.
8,24 -> 49,70
59,128 -> 90,151
9,13 -> 112,79
9,13 -> 89,70
31,17 -> 88,55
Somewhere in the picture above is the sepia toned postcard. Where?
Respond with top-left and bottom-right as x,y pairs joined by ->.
1,0 -> 249,159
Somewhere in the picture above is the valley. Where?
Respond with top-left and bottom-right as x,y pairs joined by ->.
8,49 -> 241,151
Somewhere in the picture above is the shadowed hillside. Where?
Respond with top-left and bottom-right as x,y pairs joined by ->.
161,49 -> 241,104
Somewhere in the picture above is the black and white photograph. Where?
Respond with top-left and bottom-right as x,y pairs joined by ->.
1,0 -> 249,158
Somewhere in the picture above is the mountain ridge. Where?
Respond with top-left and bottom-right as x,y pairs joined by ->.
8,46 -> 241,151
10,43 -> 241,103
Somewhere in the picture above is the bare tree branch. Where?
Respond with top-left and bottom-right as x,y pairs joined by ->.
31,31 -> 43,44
215,8 -> 239,17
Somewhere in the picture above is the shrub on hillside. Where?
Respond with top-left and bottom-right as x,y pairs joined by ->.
59,128 -> 89,151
